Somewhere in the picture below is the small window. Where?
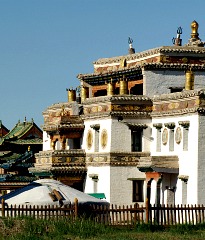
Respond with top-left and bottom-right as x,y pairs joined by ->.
133,180 -> 144,202
169,87 -> 183,93
131,130 -> 142,152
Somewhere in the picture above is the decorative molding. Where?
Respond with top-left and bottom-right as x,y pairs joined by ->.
82,95 -> 151,105
90,124 -> 100,131
125,123 -> 148,130
162,128 -> 168,145
153,123 -> 163,129
164,122 -> 175,129
178,121 -> 190,128
86,130 -> 93,150
101,129 -> 108,149
197,107 -> 205,115
178,175 -> 189,182
175,127 -> 182,144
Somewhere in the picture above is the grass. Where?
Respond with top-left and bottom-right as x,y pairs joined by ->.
1,217 -> 205,240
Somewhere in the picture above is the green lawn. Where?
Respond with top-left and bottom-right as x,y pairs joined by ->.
1,217 -> 205,240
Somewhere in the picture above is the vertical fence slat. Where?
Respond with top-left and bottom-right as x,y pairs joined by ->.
2,200 -> 205,227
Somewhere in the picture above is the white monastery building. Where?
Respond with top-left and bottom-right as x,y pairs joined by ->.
30,20 -> 205,206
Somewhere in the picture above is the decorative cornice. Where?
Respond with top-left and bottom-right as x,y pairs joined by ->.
92,46 -> 205,65
86,151 -> 150,166
125,123 -> 148,130
151,107 -> 200,117
153,89 -> 205,102
82,95 -> 151,105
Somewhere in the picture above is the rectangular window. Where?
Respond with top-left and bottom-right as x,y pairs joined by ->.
131,130 -> 142,152
67,138 -> 81,149
132,180 -> 144,202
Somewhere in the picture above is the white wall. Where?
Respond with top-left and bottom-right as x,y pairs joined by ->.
110,166 -> 146,205
143,70 -> 205,97
152,114 -> 199,204
43,131 -> 51,151
84,166 -> 111,202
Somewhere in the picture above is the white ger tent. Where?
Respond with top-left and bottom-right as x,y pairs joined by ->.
0,179 -> 108,207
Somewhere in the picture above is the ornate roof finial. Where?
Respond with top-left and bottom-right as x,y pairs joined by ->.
128,37 -> 135,54
186,20 -> 204,47
172,27 -> 182,46
191,20 -> 199,39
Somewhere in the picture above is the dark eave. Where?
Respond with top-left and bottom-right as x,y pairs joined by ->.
78,67 -> 142,85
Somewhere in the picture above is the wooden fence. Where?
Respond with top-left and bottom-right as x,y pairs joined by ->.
0,198 -> 78,220
1,198 -> 205,226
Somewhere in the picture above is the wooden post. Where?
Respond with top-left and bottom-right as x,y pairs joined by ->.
146,198 -> 149,223
74,198 -> 78,219
134,203 -> 138,224
1,198 -> 5,218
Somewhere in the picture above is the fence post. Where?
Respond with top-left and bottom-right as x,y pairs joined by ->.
74,198 -> 78,219
134,203 -> 138,224
146,198 -> 149,223
1,198 -> 5,218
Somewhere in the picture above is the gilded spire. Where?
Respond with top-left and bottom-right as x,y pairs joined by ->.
191,20 -> 199,39
185,20 -> 204,47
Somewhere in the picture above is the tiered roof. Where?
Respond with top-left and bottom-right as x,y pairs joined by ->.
0,119 -> 42,146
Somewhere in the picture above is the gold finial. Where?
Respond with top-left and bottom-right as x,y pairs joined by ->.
28,146 -> 30,152
191,20 -> 199,39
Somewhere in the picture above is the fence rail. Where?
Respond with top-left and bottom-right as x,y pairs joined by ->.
1,198 -> 205,226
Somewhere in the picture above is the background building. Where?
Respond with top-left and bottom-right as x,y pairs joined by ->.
0,119 -> 42,193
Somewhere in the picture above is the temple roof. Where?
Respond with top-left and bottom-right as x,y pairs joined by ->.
92,46 -> 205,66
0,119 -> 42,145
0,120 -> 9,138
0,151 -> 34,169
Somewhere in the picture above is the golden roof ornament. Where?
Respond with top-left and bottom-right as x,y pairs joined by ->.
191,20 -> 199,39
60,105 -> 69,116
186,20 -> 204,47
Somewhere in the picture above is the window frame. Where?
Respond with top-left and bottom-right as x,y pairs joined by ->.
132,180 -> 144,202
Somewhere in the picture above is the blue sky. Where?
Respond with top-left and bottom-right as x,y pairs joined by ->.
1,0 -> 205,130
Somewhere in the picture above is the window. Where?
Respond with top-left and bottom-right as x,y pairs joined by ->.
132,180 -> 144,202
67,138 -> 81,149
131,130 -> 142,152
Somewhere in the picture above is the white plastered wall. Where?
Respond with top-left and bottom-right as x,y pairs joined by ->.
151,113 -> 199,204
84,166 -> 111,202
43,131 -> 51,151
143,70 -> 205,97
110,166 -> 146,205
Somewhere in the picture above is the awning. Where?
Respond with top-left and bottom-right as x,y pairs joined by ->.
88,193 -> 106,199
